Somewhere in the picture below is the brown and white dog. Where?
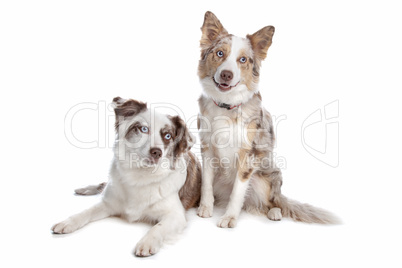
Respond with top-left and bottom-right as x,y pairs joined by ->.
52,97 -> 201,257
196,11 -> 339,227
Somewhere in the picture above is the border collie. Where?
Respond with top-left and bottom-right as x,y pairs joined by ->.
52,97 -> 201,257
196,11 -> 339,227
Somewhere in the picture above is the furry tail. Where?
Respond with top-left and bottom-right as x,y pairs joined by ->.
277,194 -> 341,224
74,182 -> 106,195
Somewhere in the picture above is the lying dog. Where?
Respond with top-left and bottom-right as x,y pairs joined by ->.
52,97 -> 201,257
196,11 -> 339,227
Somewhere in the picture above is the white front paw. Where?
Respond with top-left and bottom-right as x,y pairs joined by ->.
51,218 -> 79,234
197,204 -> 213,218
218,215 -> 237,228
134,236 -> 161,257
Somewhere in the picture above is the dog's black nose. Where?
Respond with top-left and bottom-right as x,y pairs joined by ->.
220,70 -> 233,82
150,148 -> 162,159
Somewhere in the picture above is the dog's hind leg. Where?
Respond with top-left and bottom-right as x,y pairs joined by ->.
75,182 -> 106,195
251,169 -> 283,221
263,167 -> 340,224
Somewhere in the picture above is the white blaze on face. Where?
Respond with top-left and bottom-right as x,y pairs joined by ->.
214,36 -> 249,87
119,110 -> 173,165
150,112 -> 171,155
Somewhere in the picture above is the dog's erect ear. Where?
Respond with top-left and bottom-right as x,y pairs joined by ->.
112,96 -> 147,129
169,115 -> 196,157
247,26 -> 275,61
200,11 -> 228,49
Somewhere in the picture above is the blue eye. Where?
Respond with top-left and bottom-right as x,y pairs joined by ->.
140,126 -> 149,133
164,133 -> 172,140
217,51 -> 224,57
240,57 -> 247,63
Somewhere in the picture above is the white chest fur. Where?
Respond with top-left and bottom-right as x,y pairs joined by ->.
102,161 -> 186,222
201,107 -> 248,161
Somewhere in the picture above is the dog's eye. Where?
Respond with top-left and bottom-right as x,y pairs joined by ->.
217,51 -> 224,57
164,133 -> 172,140
140,126 -> 149,133
240,57 -> 247,63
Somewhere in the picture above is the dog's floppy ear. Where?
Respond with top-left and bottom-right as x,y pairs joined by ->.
200,11 -> 228,49
247,26 -> 275,61
112,96 -> 147,129
169,115 -> 195,157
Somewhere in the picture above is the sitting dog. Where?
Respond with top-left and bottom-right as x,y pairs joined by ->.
52,97 -> 201,257
196,11 -> 339,227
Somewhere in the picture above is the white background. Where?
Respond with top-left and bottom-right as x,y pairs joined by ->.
1,0 -> 401,267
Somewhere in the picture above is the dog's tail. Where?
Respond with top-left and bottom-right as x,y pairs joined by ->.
74,182 -> 106,196
276,194 -> 341,224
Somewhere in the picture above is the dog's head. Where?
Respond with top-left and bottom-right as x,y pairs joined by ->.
113,97 -> 195,169
198,11 -> 275,105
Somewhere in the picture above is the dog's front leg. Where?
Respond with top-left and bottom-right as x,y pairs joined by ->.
197,150 -> 215,218
218,173 -> 251,228
134,210 -> 186,257
51,202 -> 112,234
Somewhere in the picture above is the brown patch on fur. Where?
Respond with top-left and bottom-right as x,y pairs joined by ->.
97,182 -> 107,192
198,17 -> 273,93
250,141 -> 266,159
236,148 -> 253,182
160,124 -> 175,150
246,26 -> 275,90
246,26 -> 275,62
125,121 -> 141,139
237,115 -> 269,182
198,37 -> 232,79
113,97 -> 147,130
198,12 -> 233,80
237,47 -> 256,91
169,115 -> 194,157
241,168 -> 254,181
246,120 -> 258,146
179,151 -> 202,210
200,11 -> 228,51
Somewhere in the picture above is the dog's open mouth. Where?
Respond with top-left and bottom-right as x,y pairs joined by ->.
213,78 -> 239,92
